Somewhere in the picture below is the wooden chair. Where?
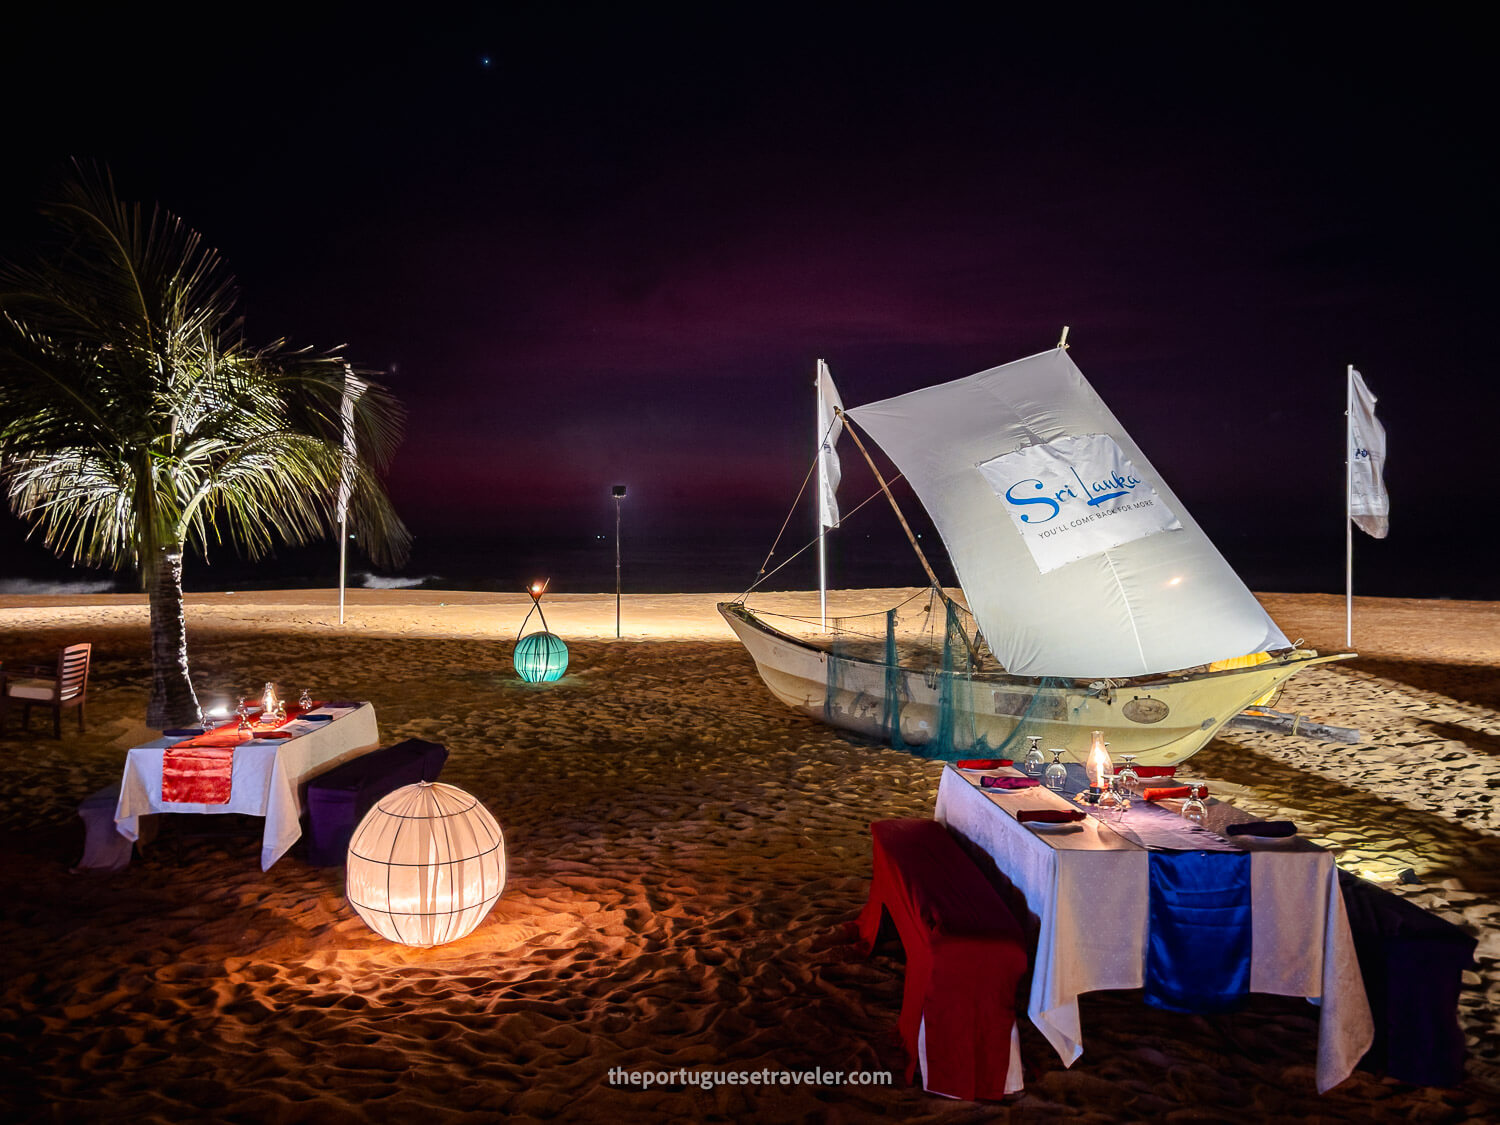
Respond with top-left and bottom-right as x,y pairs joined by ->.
0,642 -> 92,738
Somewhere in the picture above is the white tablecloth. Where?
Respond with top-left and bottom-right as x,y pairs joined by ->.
933,765 -> 1373,1093
107,704 -> 380,871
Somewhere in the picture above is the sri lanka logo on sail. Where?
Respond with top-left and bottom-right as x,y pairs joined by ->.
977,433 -> 1182,574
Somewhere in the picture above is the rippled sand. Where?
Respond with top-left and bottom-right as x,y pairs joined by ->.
0,589 -> 1495,1122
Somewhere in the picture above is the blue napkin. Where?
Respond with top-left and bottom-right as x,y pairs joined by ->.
163,728 -> 205,738
301,714 -> 334,722
1225,820 -> 1297,838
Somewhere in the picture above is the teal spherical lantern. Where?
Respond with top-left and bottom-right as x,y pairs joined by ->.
513,580 -> 569,682
514,630 -> 569,682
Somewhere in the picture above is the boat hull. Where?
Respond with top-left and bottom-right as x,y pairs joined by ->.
720,602 -> 1349,767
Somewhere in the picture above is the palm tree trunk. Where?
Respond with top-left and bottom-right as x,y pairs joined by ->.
146,545 -> 200,729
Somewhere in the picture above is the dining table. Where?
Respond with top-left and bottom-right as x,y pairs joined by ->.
80,702 -> 380,872
932,762 -> 1374,1094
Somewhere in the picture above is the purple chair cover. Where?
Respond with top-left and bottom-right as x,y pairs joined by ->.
305,739 -> 448,866
1338,870 -> 1477,1086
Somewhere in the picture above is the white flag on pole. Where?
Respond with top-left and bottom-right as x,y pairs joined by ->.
337,367 -> 365,523
816,359 -> 843,529
1348,368 -> 1389,538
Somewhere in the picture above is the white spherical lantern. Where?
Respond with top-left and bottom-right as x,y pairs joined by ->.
345,781 -> 506,947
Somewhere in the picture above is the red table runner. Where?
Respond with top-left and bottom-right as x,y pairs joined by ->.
161,705 -> 320,804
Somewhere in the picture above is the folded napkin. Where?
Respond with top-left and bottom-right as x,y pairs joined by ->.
1144,785 -> 1207,801
1225,820 -> 1297,838
324,701 -> 361,709
163,727 -> 205,738
301,714 -> 334,722
1118,765 -> 1178,778
1016,808 -> 1086,824
982,775 -> 1041,790
248,730 -> 294,740
957,758 -> 1012,770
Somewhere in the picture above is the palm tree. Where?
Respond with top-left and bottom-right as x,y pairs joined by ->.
0,165 -> 410,728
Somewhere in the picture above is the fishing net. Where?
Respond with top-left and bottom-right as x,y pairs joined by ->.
816,592 -> 1071,762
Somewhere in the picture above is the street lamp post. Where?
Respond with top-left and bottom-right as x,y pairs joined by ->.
612,485 -> 627,638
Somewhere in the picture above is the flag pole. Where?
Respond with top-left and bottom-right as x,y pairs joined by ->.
1345,363 -> 1354,648
817,360 -> 827,632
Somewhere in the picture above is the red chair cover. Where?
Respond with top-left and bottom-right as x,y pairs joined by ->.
857,818 -> 1027,1101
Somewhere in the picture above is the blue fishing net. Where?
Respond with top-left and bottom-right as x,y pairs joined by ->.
825,596 -> 1069,762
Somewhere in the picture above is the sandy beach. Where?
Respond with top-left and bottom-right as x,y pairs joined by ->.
0,588 -> 1496,1123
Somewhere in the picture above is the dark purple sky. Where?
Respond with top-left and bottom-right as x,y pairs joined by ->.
2,9 -> 1493,595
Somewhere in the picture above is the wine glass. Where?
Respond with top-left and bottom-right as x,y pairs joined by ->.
1109,774 -> 1133,817
299,688 -> 314,712
1118,753 -> 1140,792
236,697 -> 253,733
1096,781 -> 1120,811
1043,749 -> 1069,793
1181,783 -> 1208,825
1023,736 -> 1046,777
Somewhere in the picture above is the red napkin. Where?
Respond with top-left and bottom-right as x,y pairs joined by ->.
957,759 -> 1012,770
1016,809 -> 1086,824
1116,765 -> 1177,778
982,776 -> 1040,790
1143,785 -> 1208,801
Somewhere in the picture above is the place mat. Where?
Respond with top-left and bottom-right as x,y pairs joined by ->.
162,746 -> 234,804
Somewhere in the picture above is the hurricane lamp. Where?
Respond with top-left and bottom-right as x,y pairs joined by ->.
1086,729 -> 1112,796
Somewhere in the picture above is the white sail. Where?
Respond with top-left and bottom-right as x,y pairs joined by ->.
845,348 -> 1289,678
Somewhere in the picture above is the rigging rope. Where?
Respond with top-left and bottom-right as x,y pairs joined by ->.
736,472 -> 906,601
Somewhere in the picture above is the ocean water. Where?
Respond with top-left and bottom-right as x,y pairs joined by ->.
0,522 -> 1493,602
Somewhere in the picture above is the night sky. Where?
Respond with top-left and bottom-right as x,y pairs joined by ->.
1,8 -> 1492,597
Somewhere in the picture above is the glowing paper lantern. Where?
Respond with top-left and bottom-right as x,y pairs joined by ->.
514,631 -> 569,682
346,781 -> 506,947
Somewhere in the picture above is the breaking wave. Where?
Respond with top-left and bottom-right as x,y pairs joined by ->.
0,578 -> 117,595
357,573 -> 435,590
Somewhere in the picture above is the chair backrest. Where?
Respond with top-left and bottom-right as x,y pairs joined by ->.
57,643 -> 91,702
